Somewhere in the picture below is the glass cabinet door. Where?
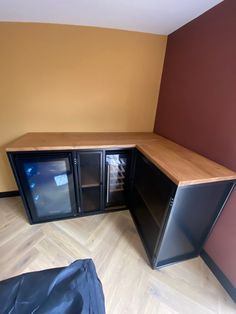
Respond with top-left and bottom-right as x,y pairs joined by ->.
105,151 -> 130,207
14,152 -> 77,222
77,151 -> 103,213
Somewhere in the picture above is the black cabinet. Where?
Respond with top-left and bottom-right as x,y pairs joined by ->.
8,147 -> 235,270
77,151 -> 103,213
10,152 -> 77,223
130,151 -> 235,269
8,149 -> 132,223
130,152 -> 176,263
154,181 -> 234,268
134,153 -> 176,227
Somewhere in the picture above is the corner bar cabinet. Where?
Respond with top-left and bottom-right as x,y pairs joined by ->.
7,147 -> 235,269
130,151 -> 235,268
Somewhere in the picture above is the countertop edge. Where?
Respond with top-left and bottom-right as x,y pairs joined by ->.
5,133 -> 236,187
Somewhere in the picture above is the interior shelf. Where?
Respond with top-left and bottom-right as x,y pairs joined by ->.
131,187 -> 161,259
80,171 -> 100,188
134,184 -> 164,228
134,154 -> 174,229
79,153 -> 101,188
81,186 -> 101,212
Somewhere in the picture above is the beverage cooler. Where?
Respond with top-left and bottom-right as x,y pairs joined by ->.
105,150 -> 131,208
13,152 -> 77,222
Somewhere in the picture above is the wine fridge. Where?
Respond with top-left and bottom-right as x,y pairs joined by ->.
105,150 -> 131,208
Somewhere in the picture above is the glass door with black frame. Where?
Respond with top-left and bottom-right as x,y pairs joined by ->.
13,152 -> 77,223
105,150 -> 131,208
77,151 -> 103,213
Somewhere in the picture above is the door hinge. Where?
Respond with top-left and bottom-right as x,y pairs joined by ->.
169,197 -> 174,208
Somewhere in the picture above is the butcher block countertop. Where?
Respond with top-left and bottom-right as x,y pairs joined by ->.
6,132 -> 236,186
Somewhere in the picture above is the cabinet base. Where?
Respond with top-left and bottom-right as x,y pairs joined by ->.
28,206 -> 128,224
0,190 -> 20,198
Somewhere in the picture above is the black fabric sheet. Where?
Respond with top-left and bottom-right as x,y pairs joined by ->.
0,259 -> 105,314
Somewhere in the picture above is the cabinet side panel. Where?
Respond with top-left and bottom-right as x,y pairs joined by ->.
7,152 -> 34,223
155,181 -> 234,267
130,151 -> 176,265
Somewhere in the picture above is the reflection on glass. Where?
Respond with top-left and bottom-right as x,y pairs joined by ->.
106,154 -> 128,205
79,153 -> 100,187
24,160 -> 72,217
81,187 -> 100,212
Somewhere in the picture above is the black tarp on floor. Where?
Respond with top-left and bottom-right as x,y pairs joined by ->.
0,259 -> 105,314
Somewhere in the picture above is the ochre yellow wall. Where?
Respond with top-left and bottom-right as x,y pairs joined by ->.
0,22 -> 167,192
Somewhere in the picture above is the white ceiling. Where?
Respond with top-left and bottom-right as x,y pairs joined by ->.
0,0 -> 223,35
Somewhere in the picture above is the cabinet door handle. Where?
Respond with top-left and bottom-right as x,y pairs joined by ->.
106,164 -> 110,203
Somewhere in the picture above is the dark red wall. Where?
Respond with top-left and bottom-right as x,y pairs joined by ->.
154,0 -> 236,286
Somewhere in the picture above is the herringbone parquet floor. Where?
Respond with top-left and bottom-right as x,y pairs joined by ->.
0,197 -> 235,314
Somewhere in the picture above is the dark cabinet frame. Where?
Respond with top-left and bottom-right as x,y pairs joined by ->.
152,180 -> 235,268
105,149 -> 134,209
7,148 -> 134,224
7,148 -> 235,270
8,151 -> 78,223
130,151 -> 235,269
76,150 -> 104,213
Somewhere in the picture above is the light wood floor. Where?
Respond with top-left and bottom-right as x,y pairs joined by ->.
0,197 -> 235,314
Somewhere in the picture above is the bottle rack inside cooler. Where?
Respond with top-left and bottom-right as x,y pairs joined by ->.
106,153 -> 129,207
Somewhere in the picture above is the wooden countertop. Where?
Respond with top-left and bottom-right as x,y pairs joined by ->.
6,132 -> 236,186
